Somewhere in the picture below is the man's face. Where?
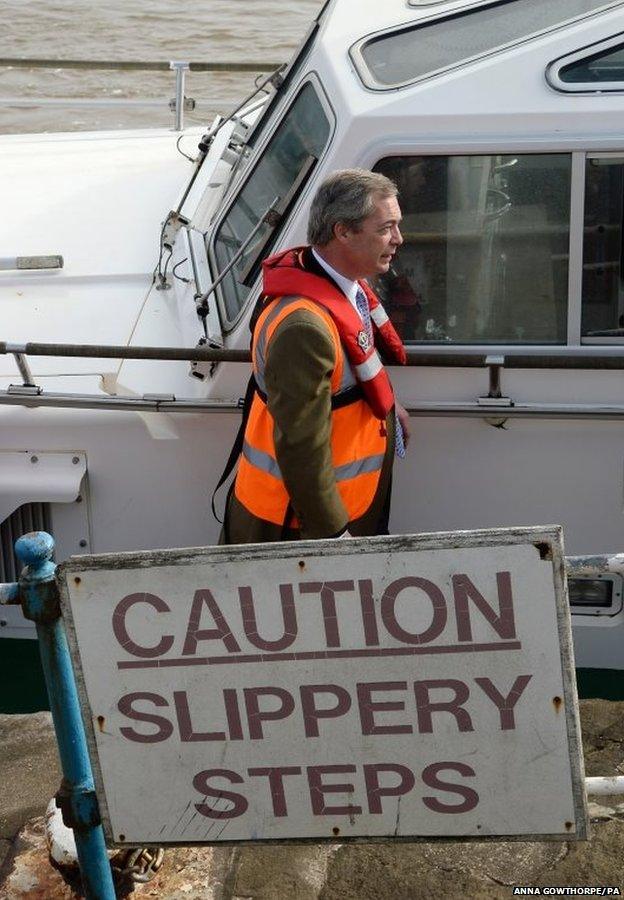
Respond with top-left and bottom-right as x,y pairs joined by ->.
336,194 -> 403,279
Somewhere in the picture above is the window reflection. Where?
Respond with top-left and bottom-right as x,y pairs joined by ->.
561,44 -> 624,83
374,154 -> 571,344
582,160 -> 624,337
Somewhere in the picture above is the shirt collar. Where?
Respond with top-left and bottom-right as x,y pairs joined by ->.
311,248 -> 359,303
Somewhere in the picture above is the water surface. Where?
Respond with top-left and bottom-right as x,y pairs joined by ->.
1,1 -> 323,133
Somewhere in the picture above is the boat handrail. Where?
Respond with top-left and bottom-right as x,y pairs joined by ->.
6,340 -> 624,368
5,340 -> 624,418
0,57 -> 283,130
5,391 -> 624,419
0,57 -> 283,72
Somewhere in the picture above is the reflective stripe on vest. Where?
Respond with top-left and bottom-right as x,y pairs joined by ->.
242,440 -> 282,479
243,439 -> 384,484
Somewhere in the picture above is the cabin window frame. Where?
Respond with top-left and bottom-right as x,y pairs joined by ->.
363,146 -> 624,352
350,0 -> 624,92
207,73 -> 335,333
547,32 -> 624,93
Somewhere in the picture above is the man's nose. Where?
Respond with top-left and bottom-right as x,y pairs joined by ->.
391,225 -> 403,246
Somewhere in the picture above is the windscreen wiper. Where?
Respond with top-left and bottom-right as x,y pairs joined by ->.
194,196 -> 281,325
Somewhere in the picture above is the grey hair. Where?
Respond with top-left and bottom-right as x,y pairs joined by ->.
307,168 -> 398,247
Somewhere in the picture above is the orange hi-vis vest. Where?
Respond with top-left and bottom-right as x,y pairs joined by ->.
233,248 -> 406,528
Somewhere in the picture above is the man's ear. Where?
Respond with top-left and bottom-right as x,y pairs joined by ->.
333,221 -> 350,243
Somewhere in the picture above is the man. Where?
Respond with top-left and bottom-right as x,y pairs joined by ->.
222,168 -> 409,544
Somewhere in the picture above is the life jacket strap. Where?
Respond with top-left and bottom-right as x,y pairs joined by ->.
211,373 -> 257,527
253,381 -> 363,410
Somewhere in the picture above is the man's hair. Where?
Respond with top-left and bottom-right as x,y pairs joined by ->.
307,168 -> 398,246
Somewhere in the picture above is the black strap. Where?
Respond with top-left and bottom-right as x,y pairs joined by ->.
281,502 -> 295,540
213,293 -> 268,525
211,373 -> 258,524
254,381 -> 363,410
330,384 -> 363,410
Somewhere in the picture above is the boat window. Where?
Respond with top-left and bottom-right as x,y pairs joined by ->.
355,0 -> 620,89
212,82 -> 331,327
548,38 -> 624,91
582,158 -> 624,339
562,43 -> 624,83
373,154 -> 571,345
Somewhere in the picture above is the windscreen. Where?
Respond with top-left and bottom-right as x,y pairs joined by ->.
212,82 -> 331,325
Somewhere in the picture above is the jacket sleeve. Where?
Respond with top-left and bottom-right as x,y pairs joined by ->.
264,309 -> 348,539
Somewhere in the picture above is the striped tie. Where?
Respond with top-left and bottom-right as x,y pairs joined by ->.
355,287 -> 405,459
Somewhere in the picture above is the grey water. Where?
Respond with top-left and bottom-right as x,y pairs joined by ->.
1,0 -> 323,134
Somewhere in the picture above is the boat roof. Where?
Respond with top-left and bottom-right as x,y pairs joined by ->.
321,0 -> 482,41
320,0 -> 624,49
319,0 -> 624,92
281,0 -> 624,147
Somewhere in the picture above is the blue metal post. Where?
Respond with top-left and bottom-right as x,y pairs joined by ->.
16,532 -> 116,900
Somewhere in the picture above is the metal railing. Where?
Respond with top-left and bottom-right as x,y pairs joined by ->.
0,57 -> 283,130
7,339 -> 624,367
5,340 -> 624,418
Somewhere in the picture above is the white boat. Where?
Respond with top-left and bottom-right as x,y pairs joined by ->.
3,0 -> 624,688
